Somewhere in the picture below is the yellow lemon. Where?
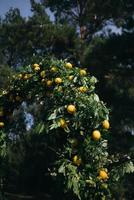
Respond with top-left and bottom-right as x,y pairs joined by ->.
33,63 -> 39,68
23,74 -> 32,80
46,80 -> 53,87
23,74 -> 29,80
99,170 -> 108,180
68,75 -> 74,81
102,120 -> 110,129
73,155 -> 82,166
18,73 -> 23,79
59,118 -> 67,128
92,130 -> 101,141
40,71 -> 46,78
55,77 -> 62,84
67,105 -> 76,114
65,62 -> 73,69
79,86 -> 87,93
0,122 -> 4,128
34,66 -> 40,72
51,66 -> 58,72
80,69 -> 87,76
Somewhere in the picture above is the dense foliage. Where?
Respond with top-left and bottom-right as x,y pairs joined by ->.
0,59 -> 134,199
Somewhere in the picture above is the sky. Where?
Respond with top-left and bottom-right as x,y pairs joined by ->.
0,0 -> 32,18
0,0 -> 55,21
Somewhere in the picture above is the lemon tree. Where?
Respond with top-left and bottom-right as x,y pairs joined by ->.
0,58 -> 134,199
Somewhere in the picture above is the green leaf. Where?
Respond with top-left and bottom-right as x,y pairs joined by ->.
124,161 -> 134,174
39,124 -> 45,134
48,110 -> 57,120
58,163 -> 65,174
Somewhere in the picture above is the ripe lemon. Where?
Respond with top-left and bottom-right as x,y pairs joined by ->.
46,80 -> 53,87
79,86 -> 87,93
65,62 -> 72,69
23,74 -> 32,80
33,63 -> 39,68
68,75 -> 74,81
51,66 -> 57,72
67,105 -> 76,114
92,130 -> 101,141
102,120 -> 110,129
0,122 -> 4,128
59,118 -> 67,128
80,69 -> 87,76
34,66 -> 40,72
23,74 -> 29,80
99,170 -> 108,180
40,70 -> 45,78
73,155 -> 82,166
55,77 -> 62,84
18,73 -> 23,79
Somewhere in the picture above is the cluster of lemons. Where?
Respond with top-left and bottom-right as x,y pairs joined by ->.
31,61 -> 110,181
67,104 -> 110,180
1,61 -> 110,181
58,63 -> 110,180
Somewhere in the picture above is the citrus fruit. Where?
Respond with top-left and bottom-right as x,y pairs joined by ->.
80,69 -> 87,76
18,73 -> 23,79
59,118 -> 67,128
67,105 -> 76,114
23,74 -> 29,80
0,122 -> 4,128
55,77 -> 62,84
40,71 -> 45,78
34,66 -> 40,72
99,170 -> 108,180
68,75 -> 74,81
33,63 -> 39,68
51,66 -> 57,72
73,155 -> 82,166
92,130 -> 101,141
79,86 -> 87,93
65,62 -> 72,69
46,80 -> 53,87
102,120 -> 110,129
